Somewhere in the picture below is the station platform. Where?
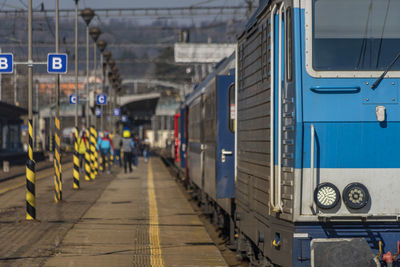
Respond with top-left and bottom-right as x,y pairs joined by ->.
0,157 -> 228,267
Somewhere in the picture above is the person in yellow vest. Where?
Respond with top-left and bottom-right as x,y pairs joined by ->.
78,130 -> 87,172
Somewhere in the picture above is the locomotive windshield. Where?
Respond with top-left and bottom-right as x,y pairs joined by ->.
312,0 -> 400,71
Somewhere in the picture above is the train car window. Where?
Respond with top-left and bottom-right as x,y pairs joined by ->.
228,83 -> 235,133
188,101 -> 201,143
312,0 -> 400,71
285,8 -> 293,81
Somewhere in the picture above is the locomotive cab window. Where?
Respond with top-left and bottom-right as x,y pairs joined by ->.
228,83 -> 235,133
312,0 -> 400,71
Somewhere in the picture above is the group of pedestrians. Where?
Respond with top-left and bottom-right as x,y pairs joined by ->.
76,128 -> 149,175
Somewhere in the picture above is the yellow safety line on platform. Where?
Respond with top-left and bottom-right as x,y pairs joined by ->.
148,159 -> 165,267
0,163 -> 73,196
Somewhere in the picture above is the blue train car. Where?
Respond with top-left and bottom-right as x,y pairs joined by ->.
186,54 -> 236,236
235,0 -> 400,266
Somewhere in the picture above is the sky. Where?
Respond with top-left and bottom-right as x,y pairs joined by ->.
4,0 -> 248,10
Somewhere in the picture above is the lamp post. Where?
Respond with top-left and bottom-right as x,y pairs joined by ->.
89,26 -> 101,129
103,51 -> 111,127
107,70 -> 114,131
111,73 -> 118,133
80,8 -> 94,131
108,59 -> 116,131
80,8 -> 95,182
97,40 -> 107,131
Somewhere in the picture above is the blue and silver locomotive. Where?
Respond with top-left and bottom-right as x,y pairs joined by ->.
180,0 -> 400,265
235,0 -> 400,266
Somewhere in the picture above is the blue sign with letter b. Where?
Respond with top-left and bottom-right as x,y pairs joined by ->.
0,54 -> 13,73
48,53 -> 67,74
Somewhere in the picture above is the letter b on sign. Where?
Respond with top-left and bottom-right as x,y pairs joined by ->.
52,58 -> 62,70
0,54 -> 13,73
48,53 -> 67,74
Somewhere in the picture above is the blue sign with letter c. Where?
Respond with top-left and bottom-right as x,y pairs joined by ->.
97,94 -> 107,105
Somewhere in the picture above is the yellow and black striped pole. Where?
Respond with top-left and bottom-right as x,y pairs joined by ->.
93,127 -> 99,175
105,154 -> 109,170
73,127 -> 80,189
54,117 -> 62,202
26,120 -> 36,220
99,152 -> 104,172
26,0 -> 35,220
109,132 -> 114,167
90,125 -> 96,180
84,129 -> 91,181
53,0 -> 62,203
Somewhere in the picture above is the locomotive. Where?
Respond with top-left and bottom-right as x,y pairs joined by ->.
177,0 -> 400,266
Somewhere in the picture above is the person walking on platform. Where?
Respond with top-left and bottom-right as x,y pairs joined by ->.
97,131 -> 114,174
112,130 -> 122,166
121,130 -> 134,173
78,130 -> 87,172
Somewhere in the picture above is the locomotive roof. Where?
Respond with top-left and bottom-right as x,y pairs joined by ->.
185,52 -> 235,106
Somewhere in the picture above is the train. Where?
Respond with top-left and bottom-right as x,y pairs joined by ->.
173,0 -> 400,266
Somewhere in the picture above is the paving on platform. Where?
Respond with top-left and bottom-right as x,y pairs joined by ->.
44,157 -> 228,267
0,160 -> 114,267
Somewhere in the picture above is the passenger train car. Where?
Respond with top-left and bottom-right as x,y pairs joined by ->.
176,0 -> 400,266
182,54 -> 237,239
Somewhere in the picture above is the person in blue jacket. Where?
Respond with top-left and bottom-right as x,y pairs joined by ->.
97,131 -> 114,174
121,130 -> 134,173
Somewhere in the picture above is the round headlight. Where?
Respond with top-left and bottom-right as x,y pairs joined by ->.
314,183 -> 340,209
343,183 -> 369,209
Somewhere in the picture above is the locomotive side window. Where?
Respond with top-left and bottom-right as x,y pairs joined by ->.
285,8 -> 293,81
228,83 -> 235,133
312,0 -> 400,71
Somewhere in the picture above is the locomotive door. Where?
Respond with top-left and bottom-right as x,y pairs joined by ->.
216,75 -> 235,198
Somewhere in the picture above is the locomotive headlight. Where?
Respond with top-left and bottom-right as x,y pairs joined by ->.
314,183 -> 340,209
343,183 -> 370,209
